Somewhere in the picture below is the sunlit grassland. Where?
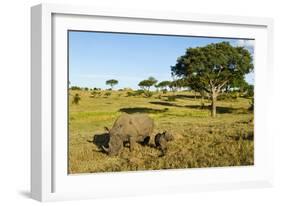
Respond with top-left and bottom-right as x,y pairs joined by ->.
68,90 -> 254,174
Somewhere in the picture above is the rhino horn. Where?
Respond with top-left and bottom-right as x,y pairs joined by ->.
101,145 -> 109,153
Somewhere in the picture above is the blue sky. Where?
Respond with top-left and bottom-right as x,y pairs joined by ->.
69,31 -> 254,90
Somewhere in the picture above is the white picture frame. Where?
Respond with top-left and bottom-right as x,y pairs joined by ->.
31,3 -> 274,202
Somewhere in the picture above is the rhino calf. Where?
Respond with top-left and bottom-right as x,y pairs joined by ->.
102,113 -> 154,156
154,131 -> 174,156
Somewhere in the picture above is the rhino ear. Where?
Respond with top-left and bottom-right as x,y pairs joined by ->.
104,127 -> 110,132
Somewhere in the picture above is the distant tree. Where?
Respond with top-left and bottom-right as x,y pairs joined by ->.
157,81 -> 171,91
71,86 -> 81,91
185,77 -> 206,99
171,42 -> 253,117
148,76 -> 158,85
245,84 -> 254,97
104,92 -> 111,97
168,80 -> 178,92
224,78 -> 254,98
105,79 -> 119,90
90,91 -> 101,98
234,79 -> 254,97
72,93 -> 81,105
138,76 -> 158,91
169,78 -> 189,92
154,84 -> 160,92
228,78 -> 247,92
174,78 -> 188,91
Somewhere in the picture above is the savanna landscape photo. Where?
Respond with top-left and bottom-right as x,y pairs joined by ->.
68,31 -> 254,174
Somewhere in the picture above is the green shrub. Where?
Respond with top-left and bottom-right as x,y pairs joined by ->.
90,91 -> 100,98
72,93 -> 81,105
217,92 -> 239,101
104,92 -> 111,97
249,98 -> 254,111
231,92 -> 239,99
135,90 -> 145,96
217,94 -> 228,100
246,85 -> 254,97
156,94 -> 162,99
144,91 -> 153,97
167,96 -> 176,101
126,91 -> 135,97
71,86 -> 81,90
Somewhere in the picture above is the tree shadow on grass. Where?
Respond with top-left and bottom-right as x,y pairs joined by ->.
172,94 -> 207,99
179,104 -> 239,114
150,101 -> 180,107
215,106 -> 236,114
119,107 -> 168,114
150,101 -> 243,114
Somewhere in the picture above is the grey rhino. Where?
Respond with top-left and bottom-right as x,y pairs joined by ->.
154,131 -> 174,156
102,113 -> 154,156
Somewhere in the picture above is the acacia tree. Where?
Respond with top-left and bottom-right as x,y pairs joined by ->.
157,80 -> 171,91
171,42 -> 253,117
169,80 -> 178,92
171,78 -> 189,91
228,78 -> 254,97
147,76 -> 158,88
138,77 -> 158,91
105,79 -> 118,90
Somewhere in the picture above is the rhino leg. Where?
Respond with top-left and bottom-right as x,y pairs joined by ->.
159,138 -> 168,156
129,137 -> 136,152
140,136 -> 150,146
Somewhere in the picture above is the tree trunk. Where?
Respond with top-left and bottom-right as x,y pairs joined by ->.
200,93 -> 204,109
200,96 -> 204,109
211,91 -> 217,117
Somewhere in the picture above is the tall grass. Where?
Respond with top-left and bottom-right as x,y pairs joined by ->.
68,90 -> 254,174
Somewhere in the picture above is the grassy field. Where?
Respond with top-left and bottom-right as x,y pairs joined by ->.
68,90 -> 254,174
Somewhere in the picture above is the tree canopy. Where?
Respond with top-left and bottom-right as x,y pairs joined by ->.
157,81 -> 171,90
105,79 -> 119,90
171,42 -> 253,117
138,76 -> 158,91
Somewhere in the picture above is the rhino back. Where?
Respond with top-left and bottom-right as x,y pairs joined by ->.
111,114 -> 154,137
130,114 -> 154,136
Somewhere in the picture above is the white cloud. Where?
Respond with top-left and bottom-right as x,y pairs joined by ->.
236,39 -> 255,48
233,39 -> 254,56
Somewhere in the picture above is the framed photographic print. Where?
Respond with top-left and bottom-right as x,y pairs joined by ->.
31,3 -> 274,201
